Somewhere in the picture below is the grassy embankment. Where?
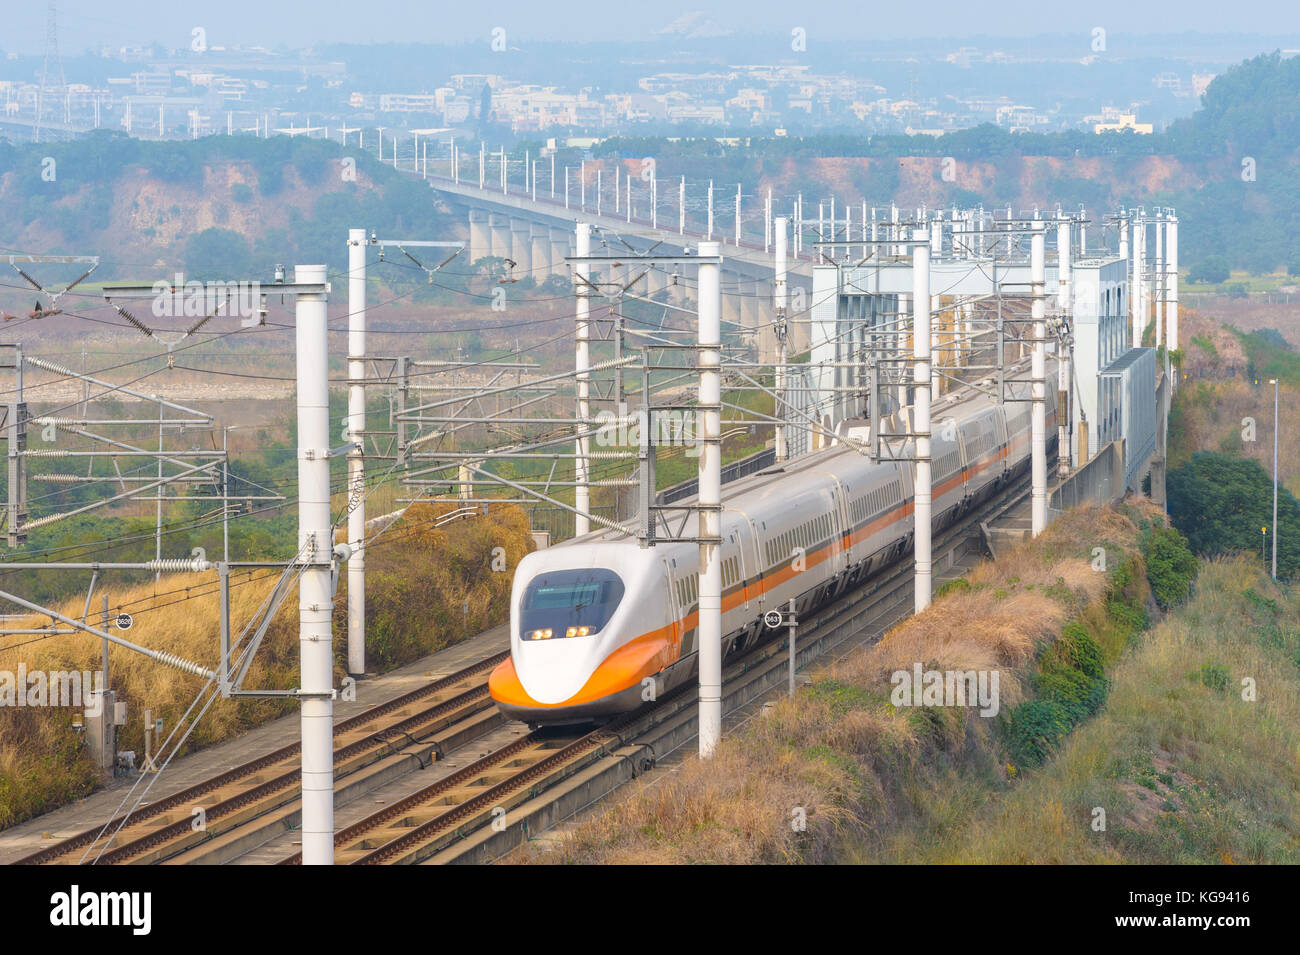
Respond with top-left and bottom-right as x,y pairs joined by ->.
0,501 -> 533,830
1170,309 -> 1300,496
924,554 -> 1298,863
520,501 -> 1290,864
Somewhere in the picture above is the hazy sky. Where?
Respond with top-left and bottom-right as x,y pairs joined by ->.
6,0 -> 1300,54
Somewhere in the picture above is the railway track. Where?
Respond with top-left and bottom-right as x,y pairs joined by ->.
282,476 -> 1035,866
16,650 -> 510,866
19,468 -> 1034,867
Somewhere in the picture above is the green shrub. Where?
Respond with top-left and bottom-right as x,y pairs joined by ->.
936,577 -> 971,598
1006,700 -> 1071,766
1199,663 -> 1231,692
1169,452 -> 1300,580
1142,525 -> 1198,609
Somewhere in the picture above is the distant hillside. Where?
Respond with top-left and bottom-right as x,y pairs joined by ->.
4,51 -> 1298,280
0,133 -> 459,284
594,51 -> 1300,273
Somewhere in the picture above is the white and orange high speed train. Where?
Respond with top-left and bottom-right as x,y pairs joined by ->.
489,356 -> 1058,724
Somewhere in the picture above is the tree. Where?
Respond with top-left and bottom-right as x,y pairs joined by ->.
1167,452 -> 1300,580
185,228 -> 252,280
1189,255 -> 1230,285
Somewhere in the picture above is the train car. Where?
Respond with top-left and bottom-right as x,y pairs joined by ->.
489,355 -> 1058,725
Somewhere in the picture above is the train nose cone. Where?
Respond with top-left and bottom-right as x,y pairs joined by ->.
516,638 -> 601,704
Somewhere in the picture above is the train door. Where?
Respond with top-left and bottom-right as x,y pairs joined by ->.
729,528 -> 751,612
825,475 -> 850,578
753,518 -> 767,612
994,407 -> 1010,480
956,417 -> 972,505
665,557 -> 683,650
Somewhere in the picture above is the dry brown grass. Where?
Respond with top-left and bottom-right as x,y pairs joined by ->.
1169,376 -> 1300,493
520,502 -> 1156,864
1180,308 -> 1249,378
928,556 -> 1300,864
0,501 -> 534,831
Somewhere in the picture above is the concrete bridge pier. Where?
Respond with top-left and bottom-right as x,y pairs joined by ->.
738,278 -> 763,362
530,225 -> 552,283
468,209 -> 490,264
721,271 -> 744,347
551,227 -> 571,281
488,213 -> 510,260
645,265 -> 668,299
509,218 -> 533,275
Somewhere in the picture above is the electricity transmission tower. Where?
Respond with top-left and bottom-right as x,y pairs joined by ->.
35,0 -> 67,143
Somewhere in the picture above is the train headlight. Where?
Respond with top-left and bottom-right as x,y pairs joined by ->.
565,625 -> 591,638
526,628 -> 554,640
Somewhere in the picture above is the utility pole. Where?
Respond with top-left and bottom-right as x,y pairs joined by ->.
697,241 -> 723,757
707,180 -> 714,241
735,183 -> 741,246
1057,216 -> 1072,473
1031,223 -> 1047,537
347,229 -> 368,677
679,176 -> 685,235
574,223 -> 592,536
97,270 -> 338,862
1166,214 -> 1179,356
913,231 -> 933,612
765,188 -> 772,253
774,216 -> 789,462
295,264 -> 335,866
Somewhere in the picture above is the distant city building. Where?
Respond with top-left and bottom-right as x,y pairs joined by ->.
1092,111 -> 1153,134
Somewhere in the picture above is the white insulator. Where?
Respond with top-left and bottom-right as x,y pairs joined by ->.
22,513 -> 62,531
145,558 -> 212,573
587,355 -> 639,374
23,449 -> 71,457
25,356 -> 78,378
152,649 -> 215,679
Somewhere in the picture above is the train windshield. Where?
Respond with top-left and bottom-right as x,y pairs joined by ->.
520,569 -> 625,640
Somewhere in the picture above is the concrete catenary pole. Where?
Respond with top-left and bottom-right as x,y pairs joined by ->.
913,231 -> 933,613
295,264 -> 334,865
1119,211 -> 1130,332
759,192 -> 768,250
735,183 -> 741,245
1166,215 -> 1179,354
1031,224 -> 1048,536
1155,210 -> 1165,347
774,217 -> 789,462
346,230 -> 367,677
679,176 -> 686,235
1057,217 -> 1072,473
697,240 -> 723,757
574,223 -> 592,537
1132,215 -> 1145,348
707,181 -> 714,240
930,217 -> 943,401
